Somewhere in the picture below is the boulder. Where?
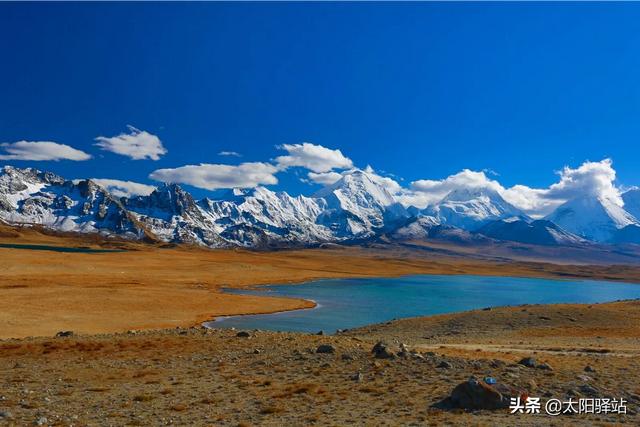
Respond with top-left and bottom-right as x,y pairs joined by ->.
443,377 -> 521,410
316,344 -> 336,354
371,341 -> 396,359
518,357 -> 536,368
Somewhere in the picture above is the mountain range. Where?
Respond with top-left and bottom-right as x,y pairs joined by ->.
1,165 -> 640,249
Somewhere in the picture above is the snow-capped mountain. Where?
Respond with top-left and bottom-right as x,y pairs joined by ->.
313,169 -> 410,238
1,165 -> 639,249
424,187 -> 528,230
544,195 -> 638,243
124,184 -> 227,247
199,187 -> 333,247
623,189 -> 640,219
476,219 -> 585,246
0,166 -> 147,238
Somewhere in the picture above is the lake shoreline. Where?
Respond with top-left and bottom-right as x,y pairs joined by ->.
203,275 -> 640,334
3,233 -> 640,339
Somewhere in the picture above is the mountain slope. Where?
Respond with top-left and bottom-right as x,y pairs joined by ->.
199,187 -> 332,247
424,187 -> 528,231
313,169 -> 410,238
623,189 -> 640,219
0,166 -> 147,238
476,219 -> 585,246
544,196 -> 638,243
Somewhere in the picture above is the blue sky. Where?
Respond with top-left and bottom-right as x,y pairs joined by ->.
1,2 -> 639,209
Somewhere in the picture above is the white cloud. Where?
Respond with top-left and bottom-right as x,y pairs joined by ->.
363,165 -> 403,194
149,162 -> 279,190
401,159 -> 623,218
94,126 -> 166,160
307,171 -> 343,185
0,141 -> 91,161
275,142 -> 353,173
545,158 -> 620,203
218,151 -> 242,157
91,179 -> 156,198
402,169 -> 503,208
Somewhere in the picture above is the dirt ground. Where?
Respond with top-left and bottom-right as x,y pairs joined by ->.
1,301 -> 639,426
2,226 -> 640,339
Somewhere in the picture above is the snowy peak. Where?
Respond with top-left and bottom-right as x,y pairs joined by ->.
314,169 -> 397,208
545,195 -> 638,242
127,183 -> 199,218
313,169 -> 409,237
426,187 -> 528,230
623,189 -> 640,219
476,219 -> 584,246
0,166 -> 145,237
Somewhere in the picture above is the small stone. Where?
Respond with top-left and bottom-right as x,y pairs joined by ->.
316,330 -> 325,336
537,362 -> 553,371
351,372 -> 363,382
0,411 -> 12,419
584,365 -> 596,372
316,344 -> 336,354
576,374 -> 592,382
341,353 -> 354,361
55,331 -> 73,338
253,349 -> 262,354
579,384 -> 599,397
490,359 -> 506,368
35,417 -> 48,426
518,357 -> 536,368
437,361 -> 453,369
235,331 -> 251,338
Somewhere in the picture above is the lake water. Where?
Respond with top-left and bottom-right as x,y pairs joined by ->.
205,275 -> 640,334
0,243 -> 124,253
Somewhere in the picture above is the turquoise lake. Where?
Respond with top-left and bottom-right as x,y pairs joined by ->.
205,275 -> 640,334
0,243 -> 124,253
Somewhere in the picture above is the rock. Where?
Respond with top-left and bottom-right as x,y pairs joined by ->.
371,342 -> 395,359
55,331 -> 73,338
316,330 -> 324,336
253,349 -> 262,354
437,361 -> 453,369
482,307 -> 492,311
0,411 -> 12,419
527,379 -> 538,392
316,344 -> 336,354
537,362 -> 553,371
579,384 -> 599,397
490,359 -> 506,368
35,417 -> 48,426
518,357 -> 536,368
341,353 -> 354,361
584,365 -> 596,372
444,377 -> 518,410
235,331 -> 251,338
351,372 -> 363,382
576,374 -> 593,382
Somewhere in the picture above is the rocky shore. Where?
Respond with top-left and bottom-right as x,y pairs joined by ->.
1,300 -> 639,426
